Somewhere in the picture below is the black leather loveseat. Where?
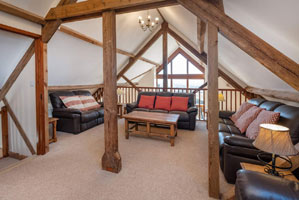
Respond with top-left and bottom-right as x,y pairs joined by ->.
126,92 -> 198,130
219,98 -> 299,183
235,170 -> 299,200
49,90 -> 104,134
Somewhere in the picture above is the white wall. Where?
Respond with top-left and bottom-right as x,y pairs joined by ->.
138,67 -> 155,87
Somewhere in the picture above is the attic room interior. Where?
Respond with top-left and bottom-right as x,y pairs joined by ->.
0,0 -> 298,199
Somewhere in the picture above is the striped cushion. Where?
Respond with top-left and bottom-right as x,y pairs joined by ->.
79,95 -> 101,111
246,110 -> 280,139
59,96 -> 85,110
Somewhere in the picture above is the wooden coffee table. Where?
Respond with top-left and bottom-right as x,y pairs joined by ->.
123,111 -> 179,146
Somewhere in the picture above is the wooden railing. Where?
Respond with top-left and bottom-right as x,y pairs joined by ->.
93,86 -> 249,120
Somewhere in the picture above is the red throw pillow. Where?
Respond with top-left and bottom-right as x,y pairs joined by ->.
230,102 -> 255,123
235,106 -> 264,133
154,96 -> 171,111
138,95 -> 155,109
246,110 -> 280,139
170,96 -> 189,111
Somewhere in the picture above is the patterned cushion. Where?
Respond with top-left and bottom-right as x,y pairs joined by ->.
59,96 -> 85,110
79,95 -> 101,111
246,110 -> 280,139
230,102 -> 255,123
235,106 -> 264,133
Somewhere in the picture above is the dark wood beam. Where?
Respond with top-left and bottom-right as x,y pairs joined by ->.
59,25 -> 159,66
122,75 -> 140,91
178,0 -> 299,90
1,106 -> 9,157
117,27 -> 163,80
0,42 -> 35,101
207,22 -> 220,199
3,97 -> 35,155
0,24 -> 40,38
48,84 -> 103,91
162,22 -> 168,90
35,38 -> 49,155
46,0 -> 177,21
197,18 -> 206,54
246,87 -> 299,102
192,82 -> 207,94
0,0 -> 46,25
101,10 -> 122,173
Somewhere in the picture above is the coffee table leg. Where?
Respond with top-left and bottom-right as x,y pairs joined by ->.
170,124 -> 175,146
146,122 -> 151,136
125,119 -> 129,139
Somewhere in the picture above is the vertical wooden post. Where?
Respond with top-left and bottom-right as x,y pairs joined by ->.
35,38 -> 49,155
207,22 -> 220,199
101,10 -> 122,173
1,106 -> 9,157
162,22 -> 168,91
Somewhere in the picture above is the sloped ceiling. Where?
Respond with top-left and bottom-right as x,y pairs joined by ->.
0,0 -> 298,91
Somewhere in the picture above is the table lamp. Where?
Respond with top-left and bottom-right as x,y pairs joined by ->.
253,123 -> 298,177
218,93 -> 225,102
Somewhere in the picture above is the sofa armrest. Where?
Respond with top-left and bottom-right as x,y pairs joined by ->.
224,135 -> 255,149
235,170 -> 299,200
52,108 -> 82,119
127,102 -> 137,109
219,111 -> 235,119
187,106 -> 198,114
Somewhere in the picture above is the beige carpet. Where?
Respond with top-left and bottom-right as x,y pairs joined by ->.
0,120 -> 232,200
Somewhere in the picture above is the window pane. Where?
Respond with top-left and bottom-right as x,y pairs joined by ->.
158,70 -> 163,75
189,79 -> 204,88
189,62 -> 203,74
172,79 -> 187,88
172,54 -> 187,74
157,79 -> 171,88
158,63 -> 171,75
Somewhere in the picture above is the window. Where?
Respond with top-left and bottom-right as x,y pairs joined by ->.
173,79 -> 187,88
189,79 -> 204,88
172,54 -> 187,74
189,62 -> 202,74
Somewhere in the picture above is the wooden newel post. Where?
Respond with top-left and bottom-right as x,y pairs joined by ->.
101,10 -> 122,173
1,106 -> 9,157
207,22 -> 220,199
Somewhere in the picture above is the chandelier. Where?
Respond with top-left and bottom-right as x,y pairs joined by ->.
138,11 -> 159,32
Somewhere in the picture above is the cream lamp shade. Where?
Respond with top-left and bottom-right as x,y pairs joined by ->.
253,124 -> 298,156
117,88 -> 124,96
218,93 -> 225,102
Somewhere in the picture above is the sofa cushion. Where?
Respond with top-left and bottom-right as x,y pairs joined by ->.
138,95 -> 155,109
97,107 -> 104,117
231,102 -> 255,123
170,96 -> 189,111
155,96 -> 171,111
149,109 -> 168,113
259,101 -> 283,111
172,93 -> 195,107
247,98 -> 266,106
219,123 -> 230,133
81,110 -> 100,123
246,110 -> 280,139
59,96 -> 85,111
79,95 -> 101,111
134,108 -> 150,112
169,111 -> 189,122
219,118 -> 234,125
235,106 -> 264,133
136,92 -> 156,105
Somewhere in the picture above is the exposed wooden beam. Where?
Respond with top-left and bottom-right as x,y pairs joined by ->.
162,22 -> 168,90
2,97 -> 35,155
1,106 -> 9,157
46,0 -> 177,21
168,26 -> 207,64
246,87 -> 299,103
0,24 -> 40,38
207,22 -> 220,199
42,0 -> 78,43
197,17 -> 206,54
117,27 -> 163,80
59,25 -> 159,66
122,75 -> 140,91
156,8 -> 166,21
0,42 -> 35,101
192,82 -> 207,94
35,38 -> 49,155
178,0 -> 299,90
48,84 -> 103,91
0,0 -> 46,25
157,74 -> 204,79
101,10 -> 121,173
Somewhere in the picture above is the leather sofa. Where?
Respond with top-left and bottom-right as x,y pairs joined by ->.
235,170 -> 299,200
219,98 -> 299,183
49,90 -> 104,134
126,91 -> 198,130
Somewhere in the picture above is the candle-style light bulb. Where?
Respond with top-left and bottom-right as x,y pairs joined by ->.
141,20 -> 145,25
151,22 -> 155,26
148,15 -> 151,19
155,17 -> 159,21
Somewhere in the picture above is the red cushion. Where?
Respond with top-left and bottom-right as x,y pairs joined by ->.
154,96 -> 171,111
170,96 -> 189,111
138,95 -> 155,109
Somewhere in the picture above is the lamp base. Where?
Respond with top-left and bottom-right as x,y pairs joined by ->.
257,152 -> 292,178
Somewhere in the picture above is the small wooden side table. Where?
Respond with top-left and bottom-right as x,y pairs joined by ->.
48,117 -> 59,143
117,103 -> 124,118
